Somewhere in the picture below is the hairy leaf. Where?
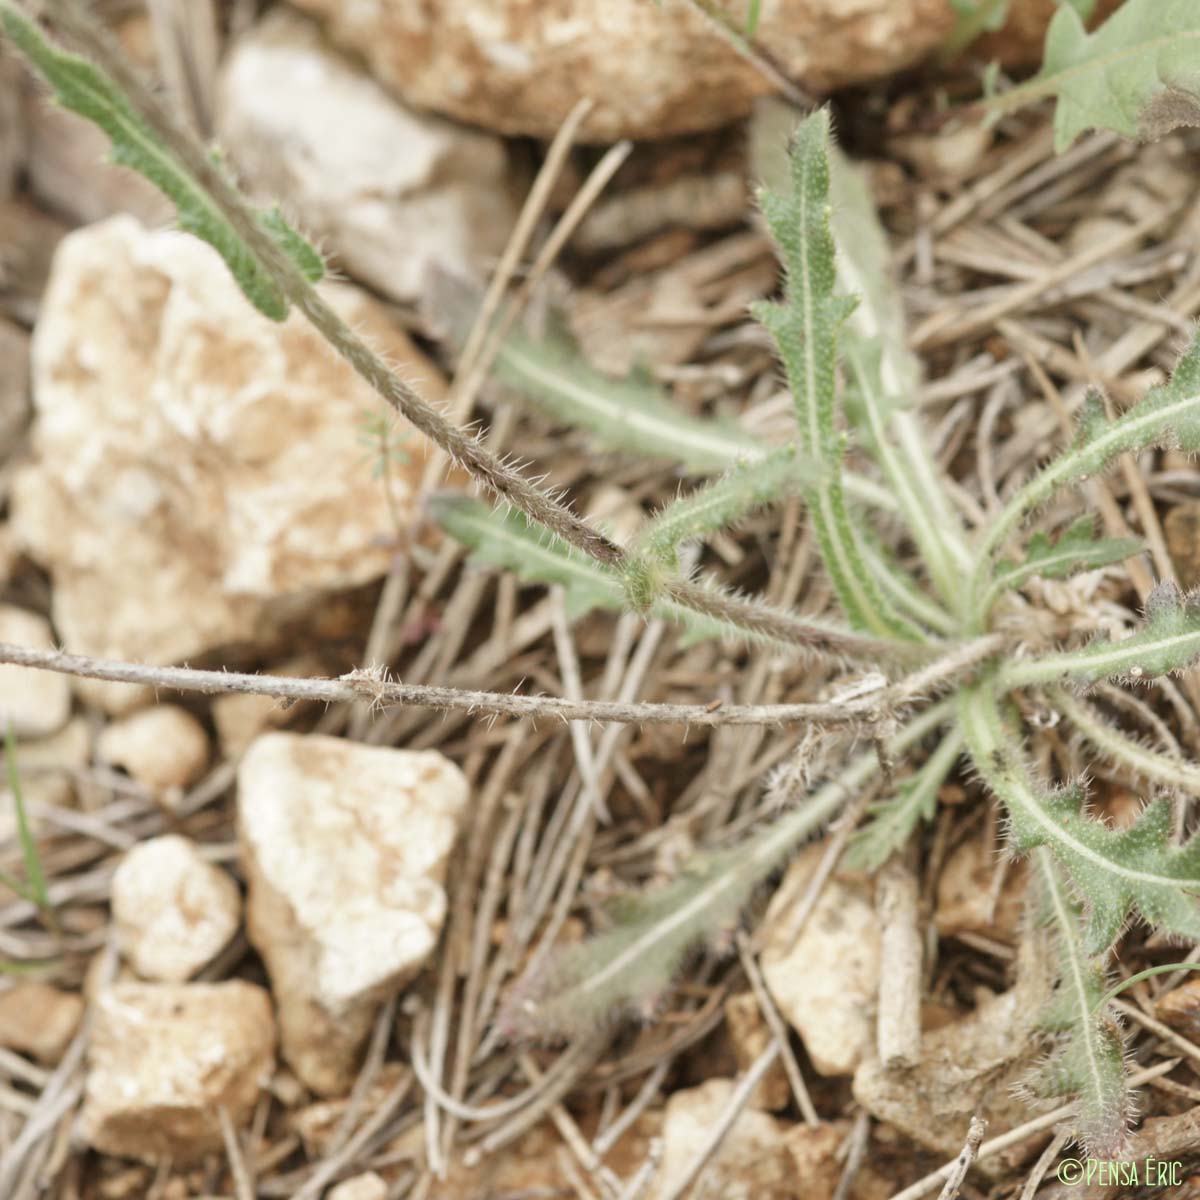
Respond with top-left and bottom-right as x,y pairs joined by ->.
0,3 -> 323,320
986,516 -> 1141,611
636,445 -> 823,569
495,329 -> 761,474
990,0 -> 1200,149
1053,687 -> 1200,797
1003,581 -> 1200,688
846,728 -> 963,871
432,494 -> 851,651
960,682 -> 1200,951
972,333 -> 1200,609
753,110 -> 919,641
502,701 -> 952,1039
1026,848 -> 1131,1158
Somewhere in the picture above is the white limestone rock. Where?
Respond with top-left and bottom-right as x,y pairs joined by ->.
112,835 -> 241,982
217,10 -> 517,304
329,1174 -> 388,1200
650,1079 -> 796,1200
97,705 -> 210,801
238,732 -> 468,1094
13,216 -> 446,711
760,845 -> 880,1077
0,605 -> 70,738
83,981 -> 276,1164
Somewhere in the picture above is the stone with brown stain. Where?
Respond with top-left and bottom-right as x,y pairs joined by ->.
238,732 -> 468,1094
0,981 -> 84,1064
14,217 -> 446,712
83,981 -> 275,1164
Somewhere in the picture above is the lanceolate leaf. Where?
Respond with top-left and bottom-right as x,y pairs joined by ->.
846,728 -> 963,871
984,516 -> 1141,614
753,111 -> 919,642
495,330 -> 761,474
972,333 -> 1200,610
960,681 -> 1200,951
502,700 -> 953,1039
1002,581 -> 1200,689
636,445 -> 824,568
0,3 -> 323,320
432,494 -> 858,652
430,494 -> 623,620
1026,848 -> 1131,1158
989,0 -> 1200,150
1052,687 -> 1200,797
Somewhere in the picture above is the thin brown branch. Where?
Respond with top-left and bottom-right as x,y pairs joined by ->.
0,636 -> 999,729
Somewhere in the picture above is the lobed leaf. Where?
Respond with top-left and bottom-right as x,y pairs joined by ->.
754,110 -> 920,641
846,728 -> 963,871
972,333 -> 1200,613
0,2 -> 323,319
960,681 -> 1200,952
984,515 -> 1141,615
1025,848 -> 1131,1158
991,0 -> 1200,150
1002,581 -> 1200,689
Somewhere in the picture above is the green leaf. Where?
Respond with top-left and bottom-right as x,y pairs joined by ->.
1052,687 -> 1200,797
985,516 -> 1141,611
971,332 -> 1200,616
430,493 -> 624,621
989,0 -> 1200,149
1025,848 -> 1131,1158
5,723 -> 49,914
846,728 -> 963,871
495,329 -> 761,474
502,700 -> 953,1039
431,493 -> 840,651
753,110 -> 920,642
1002,581 -> 1200,689
960,681 -> 1200,952
636,445 -> 824,569
828,142 -> 972,610
0,3 -> 324,319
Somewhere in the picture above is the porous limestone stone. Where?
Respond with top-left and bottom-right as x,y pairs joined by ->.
13,216 -> 446,710
238,732 -> 468,1094
217,10 -> 516,303
112,835 -> 241,981
83,981 -> 276,1163
288,0 -> 1070,143
97,705 -> 210,796
0,605 -> 71,737
760,845 -> 880,1077
329,1174 -> 388,1200
0,982 -> 84,1064
650,1078 -> 796,1200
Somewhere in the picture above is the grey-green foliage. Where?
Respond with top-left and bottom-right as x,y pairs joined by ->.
985,0 -> 1200,148
458,110 -> 1200,1149
9,4 -> 1200,1153
0,2 -> 323,319
1026,848 -> 1130,1157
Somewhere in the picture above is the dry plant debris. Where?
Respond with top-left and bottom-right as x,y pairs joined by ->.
2,2 -> 1200,1199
